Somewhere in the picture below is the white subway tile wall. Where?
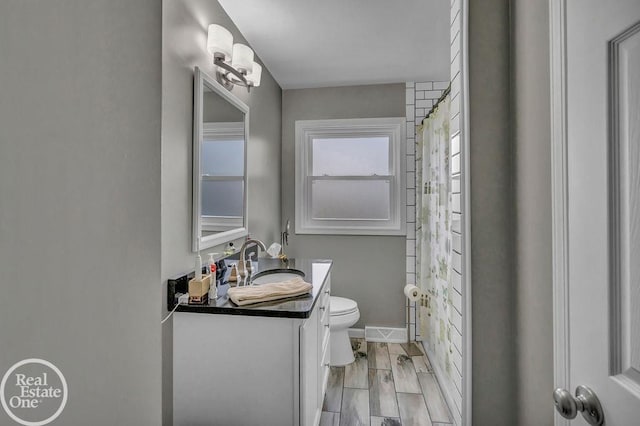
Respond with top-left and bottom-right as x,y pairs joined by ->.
404,80 -> 447,345
446,0 -> 464,422
403,0 -> 464,423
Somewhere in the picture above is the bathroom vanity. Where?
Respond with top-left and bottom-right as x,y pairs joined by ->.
173,258 -> 332,426
179,67 -> 331,425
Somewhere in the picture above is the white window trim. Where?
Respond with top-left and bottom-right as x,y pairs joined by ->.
295,117 -> 406,236
201,215 -> 243,232
203,121 -> 244,139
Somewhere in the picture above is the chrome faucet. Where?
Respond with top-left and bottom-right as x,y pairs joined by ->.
239,238 -> 267,278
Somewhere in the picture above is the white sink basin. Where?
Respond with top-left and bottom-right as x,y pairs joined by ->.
251,269 -> 305,285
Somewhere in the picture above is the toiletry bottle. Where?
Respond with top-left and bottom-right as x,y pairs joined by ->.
224,242 -> 235,256
208,253 -> 218,300
216,259 -> 227,282
195,254 -> 203,281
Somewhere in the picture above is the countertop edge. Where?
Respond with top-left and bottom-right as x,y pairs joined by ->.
172,259 -> 332,319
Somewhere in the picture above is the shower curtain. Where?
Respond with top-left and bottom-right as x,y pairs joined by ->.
415,95 -> 454,375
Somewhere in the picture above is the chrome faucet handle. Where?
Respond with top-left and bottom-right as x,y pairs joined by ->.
246,252 -> 256,274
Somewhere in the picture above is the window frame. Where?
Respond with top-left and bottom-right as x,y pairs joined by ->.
295,117 -> 406,235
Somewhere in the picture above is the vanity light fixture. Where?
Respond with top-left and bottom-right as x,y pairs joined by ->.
207,24 -> 262,92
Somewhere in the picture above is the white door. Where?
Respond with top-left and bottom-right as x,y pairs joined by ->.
552,0 -> 640,425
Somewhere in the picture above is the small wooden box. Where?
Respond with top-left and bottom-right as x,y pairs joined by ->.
189,274 -> 211,304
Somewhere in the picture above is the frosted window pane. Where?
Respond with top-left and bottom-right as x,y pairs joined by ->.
202,139 -> 244,176
311,180 -> 390,220
201,180 -> 244,216
312,137 -> 389,176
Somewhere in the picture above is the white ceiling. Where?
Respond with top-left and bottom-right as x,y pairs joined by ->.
217,0 -> 450,89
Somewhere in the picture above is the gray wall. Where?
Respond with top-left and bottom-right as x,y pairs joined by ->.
162,0 -> 282,423
468,0 -> 517,424
203,91 -> 245,122
468,1 -> 554,424
512,0 -> 553,424
0,1 -> 162,425
281,85 -> 406,328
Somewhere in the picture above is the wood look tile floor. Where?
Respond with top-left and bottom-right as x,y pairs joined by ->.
321,339 -> 453,426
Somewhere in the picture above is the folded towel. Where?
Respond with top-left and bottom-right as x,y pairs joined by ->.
227,276 -> 313,306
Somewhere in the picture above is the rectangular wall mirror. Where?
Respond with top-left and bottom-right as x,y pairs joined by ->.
192,67 -> 249,251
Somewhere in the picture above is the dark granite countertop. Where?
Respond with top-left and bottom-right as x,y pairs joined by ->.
172,258 -> 332,319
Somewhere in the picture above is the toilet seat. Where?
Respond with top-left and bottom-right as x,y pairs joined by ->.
330,296 -> 358,316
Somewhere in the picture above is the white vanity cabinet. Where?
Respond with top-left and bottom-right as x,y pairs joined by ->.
300,278 -> 331,426
173,272 -> 331,426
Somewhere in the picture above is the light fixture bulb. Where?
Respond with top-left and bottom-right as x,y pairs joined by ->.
231,43 -> 254,74
246,62 -> 262,87
207,24 -> 233,61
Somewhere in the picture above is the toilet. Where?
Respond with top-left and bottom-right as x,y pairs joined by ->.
329,296 -> 360,366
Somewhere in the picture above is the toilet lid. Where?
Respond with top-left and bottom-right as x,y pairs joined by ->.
330,296 -> 358,315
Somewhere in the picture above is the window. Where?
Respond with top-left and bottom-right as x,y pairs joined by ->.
201,122 -> 245,233
295,117 -> 406,235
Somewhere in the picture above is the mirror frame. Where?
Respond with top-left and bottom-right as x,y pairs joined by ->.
192,66 -> 249,252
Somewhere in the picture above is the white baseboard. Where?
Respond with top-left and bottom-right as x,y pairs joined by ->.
348,327 -> 409,343
365,326 -> 408,343
347,328 -> 365,338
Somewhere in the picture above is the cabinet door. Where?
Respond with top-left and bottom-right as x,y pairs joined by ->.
300,306 -> 320,426
318,276 -> 331,406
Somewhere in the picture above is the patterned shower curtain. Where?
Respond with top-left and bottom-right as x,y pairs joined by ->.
415,95 -> 454,374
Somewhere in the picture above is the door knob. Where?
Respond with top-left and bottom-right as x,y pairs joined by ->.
553,385 -> 604,425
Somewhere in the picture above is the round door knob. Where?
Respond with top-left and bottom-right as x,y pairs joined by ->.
553,386 -> 604,425
553,388 -> 577,419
